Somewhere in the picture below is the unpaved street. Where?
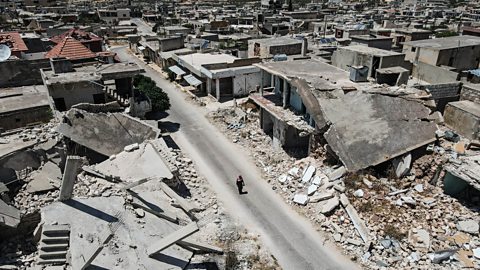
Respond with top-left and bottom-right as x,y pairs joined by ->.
113,46 -> 359,270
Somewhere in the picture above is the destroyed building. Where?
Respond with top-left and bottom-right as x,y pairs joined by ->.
40,59 -> 149,116
253,58 -> 437,171
0,85 -> 51,132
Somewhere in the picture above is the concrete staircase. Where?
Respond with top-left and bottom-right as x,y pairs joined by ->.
103,86 -> 130,107
37,224 -> 70,265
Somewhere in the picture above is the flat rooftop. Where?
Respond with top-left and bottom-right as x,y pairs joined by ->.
0,85 -> 49,114
249,36 -> 303,46
256,58 -> 360,90
339,45 -> 403,56
178,53 -> 237,71
42,62 -> 144,85
448,100 -> 480,118
403,35 -> 480,50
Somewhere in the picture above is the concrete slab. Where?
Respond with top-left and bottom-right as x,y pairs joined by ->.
26,161 -> 62,193
345,204 -> 371,243
94,142 -> 173,182
147,222 -> 199,256
319,91 -> 436,171
41,197 -> 193,270
56,109 -> 159,157
0,199 -> 20,228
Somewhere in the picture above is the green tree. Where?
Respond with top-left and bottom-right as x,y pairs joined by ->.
435,31 -> 458,38
133,75 -> 171,111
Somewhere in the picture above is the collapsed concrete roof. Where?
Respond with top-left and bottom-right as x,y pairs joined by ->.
313,91 -> 437,171
92,140 -> 174,182
444,155 -> 480,192
57,109 -> 159,157
41,196 -> 193,269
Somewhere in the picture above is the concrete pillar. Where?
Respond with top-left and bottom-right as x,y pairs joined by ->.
59,156 -> 82,201
271,74 -> 275,88
207,78 -> 212,96
282,79 -> 289,108
260,70 -> 264,96
215,79 -> 220,100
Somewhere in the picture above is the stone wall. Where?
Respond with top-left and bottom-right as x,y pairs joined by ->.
0,59 -> 51,88
460,83 -> 480,104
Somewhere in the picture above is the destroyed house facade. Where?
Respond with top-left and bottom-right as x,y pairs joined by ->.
41,59 -> 145,113
254,59 -> 437,171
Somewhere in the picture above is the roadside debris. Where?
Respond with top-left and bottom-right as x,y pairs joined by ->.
209,103 -> 480,269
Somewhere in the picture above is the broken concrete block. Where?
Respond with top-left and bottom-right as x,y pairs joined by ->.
333,233 -> 341,242
414,184 -> 424,193
307,184 -> 318,196
392,153 -> 412,178
124,143 -> 140,152
473,248 -> 480,259
339,194 -> 349,207
432,249 -> 457,264
345,204 -> 371,243
409,252 -> 420,263
327,166 -> 346,181
278,174 -> 288,184
147,222 -> 199,256
321,196 -> 339,214
310,192 -> 334,203
302,166 -> 316,183
312,174 -> 326,186
288,167 -> 299,177
293,194 -> 309,205
353,189 -> 364,198
428,111 -> 444,124
333,184 -> 346,193
401,196 -> 416,206
346,238 -> 362,246
134,208 -> 145,218
408,228 -> 430,251
457,220 -> 479,234
435,129 -> 445,138
362,178 -> 373,189
380,239 -> 392,249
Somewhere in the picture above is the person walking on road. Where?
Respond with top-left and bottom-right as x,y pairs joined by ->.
236,175 -> 245,194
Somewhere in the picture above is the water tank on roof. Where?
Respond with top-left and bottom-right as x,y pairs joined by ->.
273,54 -> 288,62
349,65 -> 369,82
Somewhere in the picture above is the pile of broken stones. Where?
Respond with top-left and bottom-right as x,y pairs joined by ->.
209,106 -> 480,269
1,120 -> 279,270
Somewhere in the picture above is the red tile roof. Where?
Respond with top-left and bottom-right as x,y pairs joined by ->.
0,32 -> 28,52
50,28 -> 103,44
45,37 -> 97,60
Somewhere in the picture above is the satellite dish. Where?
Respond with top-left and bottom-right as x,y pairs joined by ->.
0,45 -> 12,62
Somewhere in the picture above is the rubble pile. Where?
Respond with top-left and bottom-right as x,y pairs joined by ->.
209,105 -> 480,269
0,118 -> 278,269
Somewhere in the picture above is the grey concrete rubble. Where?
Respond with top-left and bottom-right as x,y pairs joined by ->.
209,97 -> 480,269
0,117 -> 274,269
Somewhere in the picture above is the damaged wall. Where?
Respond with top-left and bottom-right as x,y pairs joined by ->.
0,59 -> 51,88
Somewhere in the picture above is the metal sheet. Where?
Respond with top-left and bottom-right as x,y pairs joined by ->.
184,74 -> 202,87
168,65 -> 186,76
